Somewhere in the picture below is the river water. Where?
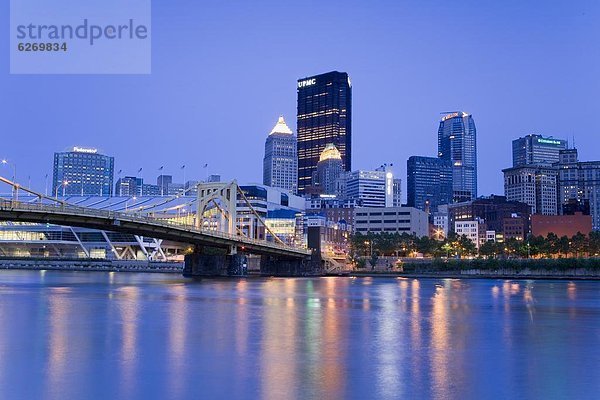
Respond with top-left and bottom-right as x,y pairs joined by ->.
0,270 -> 598,399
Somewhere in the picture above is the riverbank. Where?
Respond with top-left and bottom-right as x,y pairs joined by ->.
342,257 -> 600,280
0,258 -> 183,273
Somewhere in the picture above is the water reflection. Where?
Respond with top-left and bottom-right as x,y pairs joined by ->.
117,285 -> 140,399
44,287 -> 72,399
0,271 -> 597,399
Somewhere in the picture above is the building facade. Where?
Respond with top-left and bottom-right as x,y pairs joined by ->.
531,213 -> 593,238
115,176 -> 142,197
437,112 -> 477,202
353,207 -> 429,237
313,144 -> 344,195
407,156 -> 453,213
392,178 -> 402,207
297,71 -> 352,194
52,147 -> 114,196
557,149 -> 600,231
448,195 -> 530,240
263,115 -> 298,194
344,169 -> 392,208
503,165 -> 558,215
512,134 -> 567,167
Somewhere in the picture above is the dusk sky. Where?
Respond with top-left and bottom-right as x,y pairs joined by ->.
1,0 -> 599,198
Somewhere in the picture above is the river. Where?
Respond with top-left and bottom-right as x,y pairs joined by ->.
0,270 -> 598,399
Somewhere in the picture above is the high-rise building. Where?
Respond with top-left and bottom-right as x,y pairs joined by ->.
263,116 -> 298,193
52,147 -> 114,196
557,149 -> 600,231
115,176 -> 142,196
503,165 -> 558,215
437,112 -> 477,202
344,169 -> 392,208
314,143 -> 344,195
392,178 -> 402,207
407,156 -> 453,213
512,134 -> 567,167
157,175 -> 172,196
297,71 -> 352,194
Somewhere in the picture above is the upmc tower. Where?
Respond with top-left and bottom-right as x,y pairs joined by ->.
297,71 -> 352,194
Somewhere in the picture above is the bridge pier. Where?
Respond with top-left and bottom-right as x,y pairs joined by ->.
260,251 -> 323,277
183,246 -> 247,277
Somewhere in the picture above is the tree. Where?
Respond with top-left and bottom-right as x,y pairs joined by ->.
369,253 -> 379,270
590,231 -> 600,256
571,232 -> 588,257
479,240 -> 498,258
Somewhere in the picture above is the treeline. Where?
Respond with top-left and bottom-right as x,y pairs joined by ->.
350,231 -> 600,259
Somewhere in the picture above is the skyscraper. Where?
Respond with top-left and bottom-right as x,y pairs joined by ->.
512,134 -> 567,167
503,164 -> 558,215
438,112 -> 477,202
314,143 -> 344,195
557,149 -> 600,231
52,147 -> 114,196
407,156 -> 453,213
297,71 -> 352,194
262,116 -> 297,193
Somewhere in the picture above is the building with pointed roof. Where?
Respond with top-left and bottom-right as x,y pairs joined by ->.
313,143 -> 344,195
263,115 -> 298,194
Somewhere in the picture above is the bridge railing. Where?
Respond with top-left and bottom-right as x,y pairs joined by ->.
0,200 -> 309,254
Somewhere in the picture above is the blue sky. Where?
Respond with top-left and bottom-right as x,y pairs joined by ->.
1,0 -> 599,198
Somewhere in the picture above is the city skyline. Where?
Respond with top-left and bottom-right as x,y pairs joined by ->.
1,1 -> 599,199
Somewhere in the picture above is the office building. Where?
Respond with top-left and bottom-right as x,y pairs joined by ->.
512,134 -> 567,167
448,195 -> 530,240
407,156 -> 453,213
455,219 -> 488,249
115,176 -> 142,196
503,165 -> 559,215
392,178 -> 402,207
263,115 -> 298,193
353,207 -> 429,237
438,112 -> 477,202
344,169 -> 393,208
52,147 -> 114,196
157,175 -> 172,196
557,149 -> 600,231
297,71 -> 352,194
314,144 -> 344,195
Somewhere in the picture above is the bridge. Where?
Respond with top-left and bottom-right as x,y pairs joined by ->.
0,177 -> 319,277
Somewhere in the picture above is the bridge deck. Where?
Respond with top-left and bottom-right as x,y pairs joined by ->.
0,200 -> 310,258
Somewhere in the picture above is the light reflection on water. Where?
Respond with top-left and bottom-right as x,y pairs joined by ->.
0,270 -> 598,399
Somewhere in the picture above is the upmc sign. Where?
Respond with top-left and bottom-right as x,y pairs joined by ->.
297,78 -> 316,88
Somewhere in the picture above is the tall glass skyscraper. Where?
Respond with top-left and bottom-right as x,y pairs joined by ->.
407,156 -> 453,213
297,71 -> 351,195
262,115 -> 298,193
512,134 -> 567,167
52,147 -> 114,196
437,112 -> 477,202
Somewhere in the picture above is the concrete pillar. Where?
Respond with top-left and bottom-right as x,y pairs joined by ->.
183,245 -> 247,277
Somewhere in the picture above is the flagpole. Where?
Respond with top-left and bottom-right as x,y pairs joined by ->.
137,167 -> 143,196
182,165 -> 186,196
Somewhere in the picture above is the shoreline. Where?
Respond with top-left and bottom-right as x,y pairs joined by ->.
337,271 -> 600,281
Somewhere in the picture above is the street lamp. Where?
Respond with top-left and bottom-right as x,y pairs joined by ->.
125,196 -> 137,212
2,159 -> 17,200
55,180 -> 69,198
364,240 -> 373,257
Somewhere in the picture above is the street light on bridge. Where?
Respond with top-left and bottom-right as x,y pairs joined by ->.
1,159 -> 17,200
55,180 -> 69,199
